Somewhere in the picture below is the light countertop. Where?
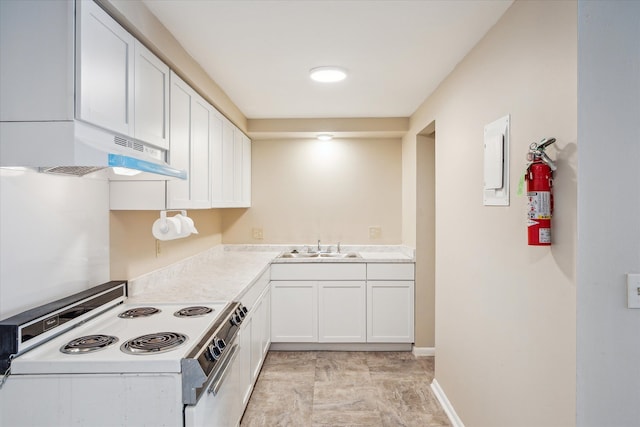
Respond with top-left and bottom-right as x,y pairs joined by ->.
128,245 -> 414,304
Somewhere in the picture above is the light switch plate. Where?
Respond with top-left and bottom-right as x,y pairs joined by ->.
627,274 -> 640,308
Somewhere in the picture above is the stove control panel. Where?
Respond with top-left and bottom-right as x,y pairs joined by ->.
182,301 -> 245,405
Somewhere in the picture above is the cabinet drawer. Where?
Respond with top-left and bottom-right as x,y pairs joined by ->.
271,263 -> 366,281
367,263 -> 415,280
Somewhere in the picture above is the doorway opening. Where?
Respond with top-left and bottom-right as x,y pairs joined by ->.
415,121 -> 436,352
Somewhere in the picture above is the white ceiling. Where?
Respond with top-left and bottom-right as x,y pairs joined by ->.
142,0 -> 513,119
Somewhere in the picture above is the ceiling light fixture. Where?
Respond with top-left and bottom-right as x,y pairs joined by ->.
317,134 -> 333,141
309,66 -> 347,83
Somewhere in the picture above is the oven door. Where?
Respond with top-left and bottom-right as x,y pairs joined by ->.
184,342 -> 242,427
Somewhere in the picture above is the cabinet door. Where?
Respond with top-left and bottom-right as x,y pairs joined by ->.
250,295 -> 265,381
134,41 -> 169,149
167,72 -> 211,209
270,281 -> 317,342
166,74 -> 191,208
189,96 -> 212,208
76,0 -> 134,135
239,318 -> 253,407
233,130 -> 244,205
318,281 -> 366,343
210,112 -> 224,206
0,0 -> 75,121
220,119 -> 235,205
241,134 -> 252,207
367,281 -> 415,343
261,288 -> 271,355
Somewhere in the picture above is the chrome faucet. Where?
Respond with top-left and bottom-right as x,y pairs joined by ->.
317,239 -> 321,252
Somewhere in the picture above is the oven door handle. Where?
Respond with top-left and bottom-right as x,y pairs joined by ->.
208,343 -> 240,396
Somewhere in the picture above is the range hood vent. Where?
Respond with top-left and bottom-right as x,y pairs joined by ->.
0,120 -> 187,181
40,166 -> 107,177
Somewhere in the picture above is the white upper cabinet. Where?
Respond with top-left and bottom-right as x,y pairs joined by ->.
167,72 -> 211,209
0,0 -> 75,121
134,41 -> 170,150
76,0 -> 134,136
210,112 -> 225,205
211,117 -> 251,208
242,134 -> 252,207
77,0 -> 170,150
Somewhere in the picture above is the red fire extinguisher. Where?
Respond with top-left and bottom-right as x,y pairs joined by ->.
525,138 -> 556,246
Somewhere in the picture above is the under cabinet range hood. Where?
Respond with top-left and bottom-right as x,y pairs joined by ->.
0,120 -> 187,181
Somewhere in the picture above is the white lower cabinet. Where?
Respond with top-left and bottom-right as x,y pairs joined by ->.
367,263 -> 415,343
250,290 -> 270,381
318,281 -> 366,342
270,281 -> 318,342
239,316 -> 253,407
366,280 -> 414,343
238,272 -> 271,416
270,262 -> 415,344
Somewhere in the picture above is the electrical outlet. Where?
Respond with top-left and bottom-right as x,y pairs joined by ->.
252,228 -> 264,240
369,226 -> 381,239
627,274 -> 640,309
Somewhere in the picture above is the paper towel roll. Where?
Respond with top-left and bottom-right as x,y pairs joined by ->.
152,216 -> 183,241
177,214 -> 199,234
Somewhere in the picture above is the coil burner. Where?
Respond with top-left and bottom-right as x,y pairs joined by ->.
120,332 -> 188,355
174,306 -> 214,318
118,307 -> 161,318
60,335 -> 119,354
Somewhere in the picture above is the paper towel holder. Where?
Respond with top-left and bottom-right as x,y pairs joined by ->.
153,210 -> 198,241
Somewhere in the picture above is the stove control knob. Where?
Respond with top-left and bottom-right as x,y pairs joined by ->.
237,307 -> 246,319
230,314 -> 241,326
206,343 -> 222,361
215,337 -> 226,350
241,306 -> 248,315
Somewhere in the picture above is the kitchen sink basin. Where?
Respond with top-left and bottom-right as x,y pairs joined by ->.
279,251 -> 361,259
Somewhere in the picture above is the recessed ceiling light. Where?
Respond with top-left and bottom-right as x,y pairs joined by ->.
309,66 -> 347,83
317,134 -> 333,141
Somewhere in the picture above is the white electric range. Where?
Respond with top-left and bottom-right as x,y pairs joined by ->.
0,281 -> 248,427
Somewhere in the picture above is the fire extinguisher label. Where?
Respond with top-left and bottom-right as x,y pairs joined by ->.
539,228 -> 551,244
527,191 -> 551,219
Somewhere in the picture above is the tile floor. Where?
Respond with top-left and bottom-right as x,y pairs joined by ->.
240,351 -> 452,427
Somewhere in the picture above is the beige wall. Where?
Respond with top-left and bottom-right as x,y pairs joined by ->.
110,210 -> 223,280
222,137 -> 402,245
403,1 -> 577,426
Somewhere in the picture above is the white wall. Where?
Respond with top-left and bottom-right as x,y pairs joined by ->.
577,1 -> 640,426
0,169 -> 109,319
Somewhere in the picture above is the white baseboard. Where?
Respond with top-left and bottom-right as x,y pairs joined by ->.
269,342 -> 412,351
412,346 -> 435,357
431,379 -> 465,427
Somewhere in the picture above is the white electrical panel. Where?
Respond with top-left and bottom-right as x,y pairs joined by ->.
483,115 -> 510,206
627,274 -> 640,309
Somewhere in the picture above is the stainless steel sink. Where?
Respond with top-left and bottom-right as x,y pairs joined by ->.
279,251 -> 361,259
